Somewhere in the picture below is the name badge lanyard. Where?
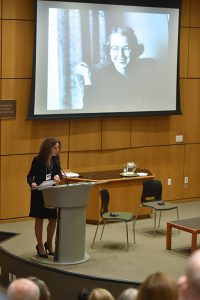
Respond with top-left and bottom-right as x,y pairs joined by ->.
46,164 -> 52,181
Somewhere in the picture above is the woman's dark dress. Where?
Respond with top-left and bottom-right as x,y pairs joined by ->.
27,155 -> 62,219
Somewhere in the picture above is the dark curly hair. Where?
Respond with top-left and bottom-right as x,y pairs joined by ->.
39,137 -> 61,162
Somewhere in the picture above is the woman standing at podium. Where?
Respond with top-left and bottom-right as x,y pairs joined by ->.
27,137 -> 63,258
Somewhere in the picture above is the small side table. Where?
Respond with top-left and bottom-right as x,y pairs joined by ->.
166,218 -> 200,253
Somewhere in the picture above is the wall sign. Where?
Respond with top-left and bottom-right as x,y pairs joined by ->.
0,100 -> 16,119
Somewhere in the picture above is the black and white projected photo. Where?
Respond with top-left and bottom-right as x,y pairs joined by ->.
29,0 -> 181,119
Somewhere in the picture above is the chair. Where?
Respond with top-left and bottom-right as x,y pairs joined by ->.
140,179 -> 179,236
91,189 -> 136,250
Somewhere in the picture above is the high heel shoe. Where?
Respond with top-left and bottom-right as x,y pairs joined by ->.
36,245 -> 48,258
44,241 -> 55,256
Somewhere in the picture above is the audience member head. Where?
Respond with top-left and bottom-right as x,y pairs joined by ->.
28,277 -> 50,300
178,249 -> 200,300
136,272 -> 177,300
77,286 -> 95,300
88,288 -> 115,300
118,288 -> 138,300
7,278 -> 40,300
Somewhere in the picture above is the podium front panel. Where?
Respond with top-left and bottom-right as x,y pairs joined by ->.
42,183 -> 92,264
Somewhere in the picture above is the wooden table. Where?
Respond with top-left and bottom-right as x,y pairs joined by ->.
63,169 -> 154,223
166,218 -> 200,253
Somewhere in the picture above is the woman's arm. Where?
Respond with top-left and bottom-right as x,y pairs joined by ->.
27,157 -> 39,188
52,156 -> 63,184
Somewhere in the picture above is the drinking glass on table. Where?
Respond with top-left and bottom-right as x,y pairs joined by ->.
123,164 -> 128,174
127,162 -> 136,173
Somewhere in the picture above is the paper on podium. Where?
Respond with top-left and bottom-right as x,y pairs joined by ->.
64,172 -> 80,178
65,180 -> 108,187
37,180 -> 54,190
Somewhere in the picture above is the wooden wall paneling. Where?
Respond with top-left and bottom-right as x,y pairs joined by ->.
0,20 -> 1,78
69,151 -> 102,173
1,79 -> 70,154
180,0 -> 190,27
183,143 -> 200,198
179,28 -> 189,78
190,0 -> 200,27
131,115 -> 184,148
188,28 -> 200,78
2,20 -> 34,78
99,149 -> 134,170
68,148 -> 133,173
181,79 -> 200,143
0,154 -> 35,219
69,118 -> 101,151
130,145 -> 184,201
101,117 -> 131,150
86,185 -> 100,221
0,116 -> 1,153
59,152 -> 68,170
2,0 -> 35,20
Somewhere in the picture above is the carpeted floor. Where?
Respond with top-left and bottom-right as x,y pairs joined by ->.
0,200 -> 200,284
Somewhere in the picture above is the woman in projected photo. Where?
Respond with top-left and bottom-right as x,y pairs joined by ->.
77,26 -> 156,111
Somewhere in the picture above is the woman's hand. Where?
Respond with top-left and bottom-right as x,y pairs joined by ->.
31,182 -> 38,189
54,175 -> 60,185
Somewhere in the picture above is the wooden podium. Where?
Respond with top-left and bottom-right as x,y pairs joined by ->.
41,183 -> 92,264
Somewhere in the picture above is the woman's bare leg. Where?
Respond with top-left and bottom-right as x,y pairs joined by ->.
46,218 -> 57,252
35,218 -> 46,254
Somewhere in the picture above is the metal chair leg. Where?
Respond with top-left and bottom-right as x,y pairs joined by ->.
91,219 -> 101,248
125,222 -> 129,250
176,208 -> 180,233
154,210 -> 157,236
100,220 -> 106,240
132,218 -> 136,244
176,208 -> 179,220
158,211 -> 162,228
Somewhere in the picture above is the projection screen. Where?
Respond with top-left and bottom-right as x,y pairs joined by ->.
28,0 -> 181,119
